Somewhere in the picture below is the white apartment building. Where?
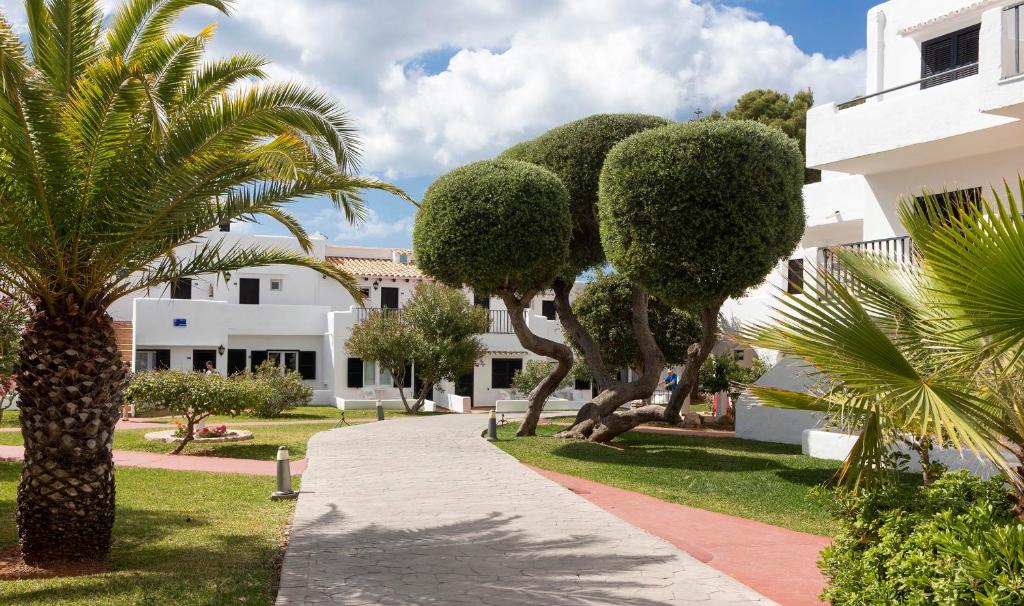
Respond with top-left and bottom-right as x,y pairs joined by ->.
111,227 -> 591,409
726,0 -> 1024,329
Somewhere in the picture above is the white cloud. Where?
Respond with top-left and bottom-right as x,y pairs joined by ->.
0,0 -> 867,179
298,208 -> 413,243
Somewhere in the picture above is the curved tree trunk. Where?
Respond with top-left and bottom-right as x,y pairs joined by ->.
16,299 -> 126,564
499,291 -> 573,437
584,302 -> 722,444
555,286 -> 665,440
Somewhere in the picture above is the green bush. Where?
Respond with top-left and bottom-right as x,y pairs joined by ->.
413,159 -> 571,294
598,119 -> 804,307
499,113 -> 670,278
819,471 -> 1024,605
245,361 -> 313,418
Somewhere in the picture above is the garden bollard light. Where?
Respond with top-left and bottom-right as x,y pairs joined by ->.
270,446 -> 298,500
376,400 -> 385,421
487,410 -> 498,441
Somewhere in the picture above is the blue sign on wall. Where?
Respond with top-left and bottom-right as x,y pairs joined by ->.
173,318 -> 187,327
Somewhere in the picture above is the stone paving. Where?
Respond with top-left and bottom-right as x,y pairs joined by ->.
276,414 -> 777,605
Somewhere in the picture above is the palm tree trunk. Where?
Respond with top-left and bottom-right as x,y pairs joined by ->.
15,299 -> 125,564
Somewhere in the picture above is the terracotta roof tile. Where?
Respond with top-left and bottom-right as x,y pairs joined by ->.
326,256 -> 425,279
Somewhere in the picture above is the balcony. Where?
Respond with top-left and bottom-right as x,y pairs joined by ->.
352,307 -> 516,334
819,236 -> 914,293
805,6 -> 1024,175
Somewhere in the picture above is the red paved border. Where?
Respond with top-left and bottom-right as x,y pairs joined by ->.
0,445 -> 305,476
529,465 -> 830,606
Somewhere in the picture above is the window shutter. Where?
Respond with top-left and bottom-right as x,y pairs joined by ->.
250,350 -> 267,371
155,349 -> 171,370
541,300 -> 556,320
921,25 -> 980,89
347,358 -> 363,388
787,259 -> 805,295
227,349 -> 247,376
298,351 -> 317,380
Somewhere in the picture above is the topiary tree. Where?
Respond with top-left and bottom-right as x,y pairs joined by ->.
567,273 -> 699,374
500,114 -> 674,431
574,119 -> 803,442
727,89 -> 818,184
414,159 -> 572,434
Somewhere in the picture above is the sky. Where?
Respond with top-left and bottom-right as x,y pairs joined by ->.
0,0 -> 879,247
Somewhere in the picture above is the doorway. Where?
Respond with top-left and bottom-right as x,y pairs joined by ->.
455,371 -> 474,407
239,278 -> 260,305
192,349 -> 217,372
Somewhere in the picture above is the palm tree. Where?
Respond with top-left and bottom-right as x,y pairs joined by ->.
743,187 -> 1023,497
0,0 -> 407,564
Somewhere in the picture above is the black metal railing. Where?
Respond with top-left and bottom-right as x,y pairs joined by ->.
837,63 -> 980,110
820,236 -> 914,292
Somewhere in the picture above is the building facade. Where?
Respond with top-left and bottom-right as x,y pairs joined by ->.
112,228 -> 590,408
726,0 -> 1024,329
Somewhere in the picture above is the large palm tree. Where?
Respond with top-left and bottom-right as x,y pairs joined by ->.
743,187 -> 1023,498
0,0 -> 407,564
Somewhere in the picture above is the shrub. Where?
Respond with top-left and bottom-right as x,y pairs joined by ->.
245,361 -> 313,418
819,471 -> 1024,605
125,371 -> 266,453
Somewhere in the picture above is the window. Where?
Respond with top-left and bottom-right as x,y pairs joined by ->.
192,349 -> 217,372
170,277 -> 192,300
267,350 -> 298,373
541,300 -> 556,321
921,24 -> 980,89
914,187 -> 982,225
239,278 -> 260,304
218,223 -> 230,232
135,349 -> 170,371
491,358 -> 523,389
359,288 -> 370,299
380,286 -> 399,309
474,293 -> 490,309
270,279 -> 283,292
398,253 -> 409,264
227,349 -> 247,376
786,259 -> 804,295
347,358 -> 364,388
1004,4 -> 1024,78
574,378 -> 591,391
363,360 -> 377,386
298,351 -> 317,380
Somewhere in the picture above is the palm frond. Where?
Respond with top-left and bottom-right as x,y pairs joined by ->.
106,0 -> 230,61
46,0 -> 104,96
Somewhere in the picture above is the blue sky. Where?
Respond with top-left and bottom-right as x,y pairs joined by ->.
0,0 -> 878,248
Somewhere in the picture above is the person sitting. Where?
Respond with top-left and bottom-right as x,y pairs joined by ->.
663,368 -> 678,392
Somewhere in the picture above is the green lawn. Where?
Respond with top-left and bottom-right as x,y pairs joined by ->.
0,463 -> 295,605
141,405 -> 445,424
495,423 -> 841,535
0,423 -> 331,461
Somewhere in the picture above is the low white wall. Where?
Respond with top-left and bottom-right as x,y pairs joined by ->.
735,399 -> 828,445
336,398 -> 409,411
802,429 -> 1018,480
494,398 -> 583,413
443,394 -> 473,414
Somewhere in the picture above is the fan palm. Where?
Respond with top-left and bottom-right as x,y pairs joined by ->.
0,0 -> 408,564
743,187 -> 1023,498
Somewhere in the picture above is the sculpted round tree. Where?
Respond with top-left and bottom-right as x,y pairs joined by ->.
500,114 -> 673,425
576,119 -> 804,442
414,159 -> 571,435
0,0 -> 405,564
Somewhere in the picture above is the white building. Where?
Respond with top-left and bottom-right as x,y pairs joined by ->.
112,227 -> 591,409
726,0 -> 1024,328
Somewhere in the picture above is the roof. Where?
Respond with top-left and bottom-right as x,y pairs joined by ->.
326,256 -> 425,279
897,0 -> 999,35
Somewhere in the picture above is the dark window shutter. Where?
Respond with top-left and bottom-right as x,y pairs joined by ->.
574,378 -> 591,391
250,350 -> 268,371
347,358 -> 363,388
956,27 -> 980,65
155,349 -> 171,370
298,351 -> 317,380
491,358 -> 523,389
474,293 -> 490,309
171,278 -> 192,300
921,25 -> 980,89
239,278 -> 260,305
227,349 -> 247,375
787,259 -> 805,295
380,287 -> 399,309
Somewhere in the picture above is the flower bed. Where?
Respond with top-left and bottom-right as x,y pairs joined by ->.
144,428 -> 254,444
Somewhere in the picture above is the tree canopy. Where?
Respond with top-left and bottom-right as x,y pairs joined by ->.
598,119 -> 805,308
499,114 -> 670,278
726,89 -> 818,183
568,273 -> 700,371
413,159 -> 571,294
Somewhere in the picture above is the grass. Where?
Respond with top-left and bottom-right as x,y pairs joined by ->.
494,423 -> 841,535
140,405 -> 446,424
0,462 -> 295,605
0,423 -> 331,461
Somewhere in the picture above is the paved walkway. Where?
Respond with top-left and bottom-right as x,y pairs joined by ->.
0,445 -> 305,476
530,466 -> 830,606
277,414 -> 776,605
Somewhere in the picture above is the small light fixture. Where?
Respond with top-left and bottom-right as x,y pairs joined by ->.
217,344 -> 225,356
224,271 -> 232,281
372,280 -> 379,291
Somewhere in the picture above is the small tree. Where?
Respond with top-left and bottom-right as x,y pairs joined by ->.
247,361 -> 313,418
414,160 -> 572,434
400,283 -> 489,413
512,360 -> 572,398
125,371 -> 265,454
346,311 -> 420,412
570,118 -> 804,442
